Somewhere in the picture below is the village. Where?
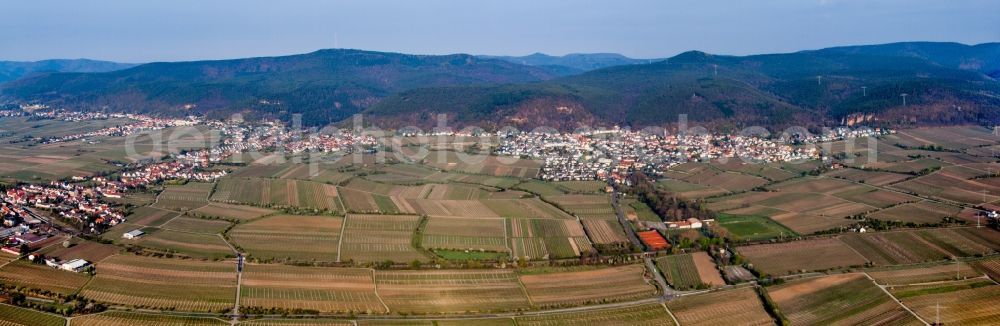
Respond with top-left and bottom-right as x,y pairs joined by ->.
494,127 -> 855,181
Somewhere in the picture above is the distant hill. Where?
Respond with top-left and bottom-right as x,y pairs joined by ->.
479,52 -> 652,75
366,43 -> 1000,130
3,43 -> 999,130
0,59 -> 137,84
0,49 -> 557,124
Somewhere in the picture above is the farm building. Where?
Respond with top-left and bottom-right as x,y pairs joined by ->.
123,229 -> 145,239
60,259 -> 90,272
638,230 -> 670,250
667,218 -> 703,229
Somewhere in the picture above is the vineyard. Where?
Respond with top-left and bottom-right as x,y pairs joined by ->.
230,215 -> 343,261
0,303 -> 65,326
867,262 -> 980,285
518,264 -> 657,308
152,182 -> 212,211
666,287 -> 774,326
892,280 -> 1000,325
374,269 -> 531,314
69,311 -> 227,326
339,214 -> 426,263
768,274 -> 918,325
736,238 -> 868,275
654,252 -> 725,290
515,303 -> 675,326
0,260 -> 91,295
80,255 -> 236,312
240,264 -> 385,314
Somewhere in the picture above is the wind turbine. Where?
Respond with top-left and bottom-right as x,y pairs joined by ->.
861,86 -> 867,96
817,76 -> 822,85
901,93 -> 908,106
713,64 -> 718,77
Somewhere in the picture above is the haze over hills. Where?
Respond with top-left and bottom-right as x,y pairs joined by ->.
0,59 -> 137,84
478,53 -> 653,76
1,42 -> 998,130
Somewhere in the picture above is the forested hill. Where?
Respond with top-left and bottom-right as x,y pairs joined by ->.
0,49 -> 558,124
365,42 -> 1000,130
0,59 -> 136,84
3,42 -> 999,130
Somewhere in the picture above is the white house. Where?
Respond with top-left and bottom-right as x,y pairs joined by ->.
123,229 -> 145,239
60,259 -> 90,273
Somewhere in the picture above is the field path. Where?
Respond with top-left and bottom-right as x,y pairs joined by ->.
371,269 -> 390,313
337,216 -> 348,262
231,256 -> 243,325
862,272 -> 930,325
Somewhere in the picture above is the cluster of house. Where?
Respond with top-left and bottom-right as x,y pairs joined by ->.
41,113 -> 201,144
497,128 -> 822,182
175,120 -> 379,164
0,160 -> 227,253
118,161 -> 227,184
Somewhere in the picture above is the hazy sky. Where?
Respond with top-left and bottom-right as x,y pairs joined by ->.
1,0 -> 997,62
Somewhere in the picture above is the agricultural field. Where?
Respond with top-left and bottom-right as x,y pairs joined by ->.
192,202 -> 275,221
125,206 -> 180,226
544,194 -> 615,220
823,167 -> 913,186
715,214 -> 796,241
710,161 -> 798,182
69,311 -> 227,325
507,218 -> 592,259
707,184 -> 866,235
230,214 -> 343,262
867,262 -> 981,285
240,264 -> 385,313
242,319 -> 355,326
581,219 -> 628,244
891,164 -> 1000,205
0,260 -> 91,295
0,303 -> 66,326
661,162 -> 770,198
339,214 -> 426,263
893,126 -> 1000,150
519,264 -> 657,307
869,200 -> 961,224
971,256 -> 1000,281
622,199 -> 661,222
654,252 -> 725,289
375,269 -> 531,314
666,286 -> 774,326
482,198 -> 574,219
130,228 -> 235,259
160,216 -> 232,234
767,274 -> 920,325
152,182 -> 213,211
420,150 -> 541,178
890,279 -> 1000,325
515,303 -> 675,326
212,177 -> 342,212
421,217 -> 508,253
80,255 -> 236,312
736,238 -> 868,275
37,238 -> 119,263
841,228 -> 1000,266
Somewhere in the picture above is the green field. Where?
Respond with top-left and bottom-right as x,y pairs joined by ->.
716,213 -> 797,240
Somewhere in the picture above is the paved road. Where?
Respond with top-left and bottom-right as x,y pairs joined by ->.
610,189 -> 643,249
609,187 -> 676,299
